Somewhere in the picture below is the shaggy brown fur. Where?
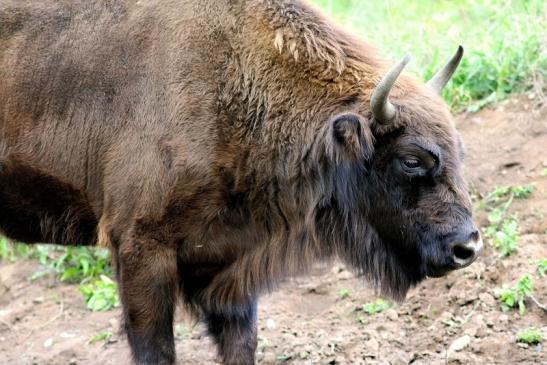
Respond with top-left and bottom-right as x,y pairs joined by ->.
1,1 -> 478,364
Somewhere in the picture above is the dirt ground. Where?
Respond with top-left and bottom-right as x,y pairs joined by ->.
1,94 -> 546,365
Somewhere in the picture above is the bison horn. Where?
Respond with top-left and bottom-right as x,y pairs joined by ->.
370,54 -> 411,123
426,45 -> 464,94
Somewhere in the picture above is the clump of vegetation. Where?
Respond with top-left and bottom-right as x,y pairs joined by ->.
80,275 -> 119,312
536,259 -> 547,277
481,185 -> 534,256
312,0 -> 547,111
32,246 -> 112,283
482,185 -> 534,207
362,298 -> 390,315
486,218 -> 519,257
516,328 -> 543,345
0,239 -> 118,312
89,330 -> 113,345
338,289 -> 351,299
497,274 -> 533,315
0,238 -> 33,262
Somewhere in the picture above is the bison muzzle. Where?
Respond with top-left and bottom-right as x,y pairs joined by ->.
0,0 -> 481,364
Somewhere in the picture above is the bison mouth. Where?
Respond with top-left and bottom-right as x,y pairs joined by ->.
426,265 -> 452,278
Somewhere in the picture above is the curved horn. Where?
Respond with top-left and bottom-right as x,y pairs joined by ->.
427,45 -> 464,94
371,54 -> 411,123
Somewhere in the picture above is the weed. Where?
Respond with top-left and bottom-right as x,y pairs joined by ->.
482,185 -> 534,256
31,246 -> 112,283
482,185 -> 534,208
497,274 -> 533,315
536,259 -> 547,277
516,328 -> 543,345
338,289 -> 351,299
79,275 -> 119,312
510,185 -> 535,199
89,331 -> 113,344
276,354 -> 292,362
485,217 -> 518,257
0,239 -> 119,311
0,238 -> 33,262
362,298 -> 390,315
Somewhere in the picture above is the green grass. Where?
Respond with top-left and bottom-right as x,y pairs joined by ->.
312,0 -> 546,111
516,328 -> 543,345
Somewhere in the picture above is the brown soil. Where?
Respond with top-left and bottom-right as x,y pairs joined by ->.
1,94 -> 546,365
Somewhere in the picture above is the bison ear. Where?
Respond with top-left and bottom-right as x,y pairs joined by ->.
328,113 -> 373,163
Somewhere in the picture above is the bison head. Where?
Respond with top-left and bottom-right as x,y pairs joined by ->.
317,47 -> 482,300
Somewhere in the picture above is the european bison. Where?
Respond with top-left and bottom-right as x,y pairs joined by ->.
0,0 -> 482,364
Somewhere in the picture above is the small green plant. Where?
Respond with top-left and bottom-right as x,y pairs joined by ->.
516,328 -> 543,345
485,217 -> 518,256
482,185 -> 534,209
510,185 -> 535,200
338,289 -> 351,299
276,354 -> 292,362
80,275 -> 119,312
0,238 -> 33,262
498,274 -> 533,315
362,298 -> 390,315
537,259 -> 547,277
33,246 -> 112,283
89,330 -> 113,344
482,185 -> 534,257
1,238 -> 120,312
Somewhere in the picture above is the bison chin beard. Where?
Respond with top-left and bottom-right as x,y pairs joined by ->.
335,224 -> 427,302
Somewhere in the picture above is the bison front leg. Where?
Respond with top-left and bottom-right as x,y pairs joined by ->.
203,299 -> 258,365
116,239 -> 178,365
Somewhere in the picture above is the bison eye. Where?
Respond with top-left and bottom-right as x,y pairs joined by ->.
399,156 -> 429,176
402,158 -> 421,169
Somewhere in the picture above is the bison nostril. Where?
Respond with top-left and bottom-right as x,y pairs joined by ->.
453,244 -> 474,261
469,230 -> 479,242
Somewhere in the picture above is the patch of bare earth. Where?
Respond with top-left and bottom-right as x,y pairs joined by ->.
1,95 -> 546,364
